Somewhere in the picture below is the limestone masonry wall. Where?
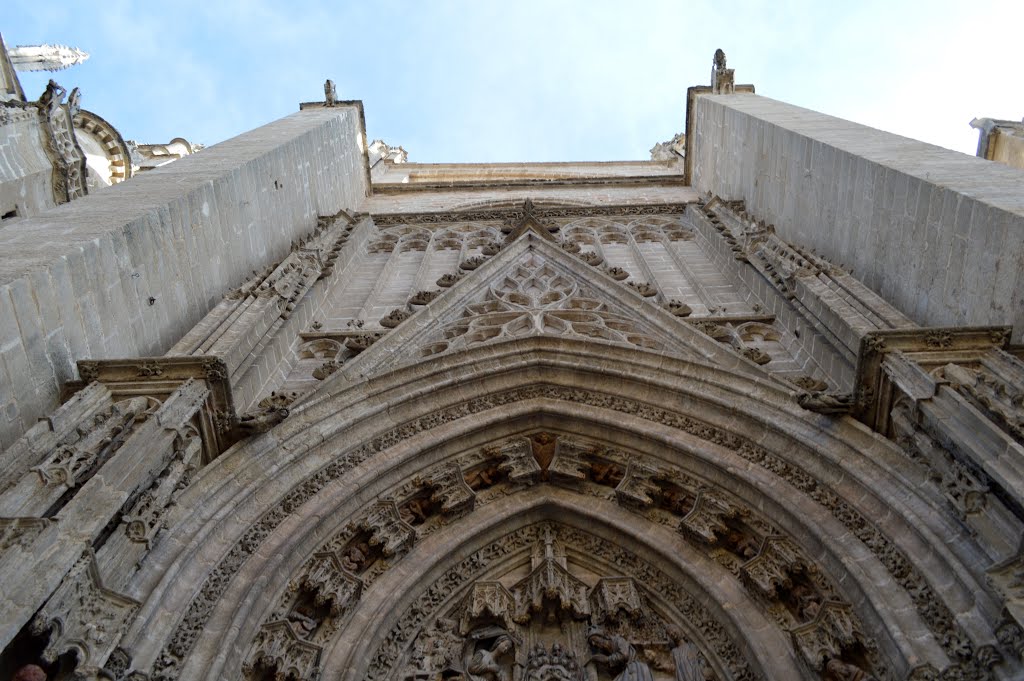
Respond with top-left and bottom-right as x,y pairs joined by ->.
692,94 -> 1024,342
0,115 -> 57,220
0,106 -> 368,448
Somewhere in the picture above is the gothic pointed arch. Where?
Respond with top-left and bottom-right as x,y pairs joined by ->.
115,337 -> 1003,681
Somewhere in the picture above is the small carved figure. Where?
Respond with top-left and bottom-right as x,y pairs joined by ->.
238,407 -> 289,435
726,530 -> 760,559
666,625 -> 705,681
659,486 -> 693,515
286,610 -> 318,638
825,658 -> 878,681
38,79 -> 66,114
313,359 -> 342,380
324,79 -> 337,106
437,273 -> 463,287
465,464 -> 500,490
741,347 -> 772,365
67,87 -> 81,117
713,49 -> 727,71
465,628 -> 516,681
587,630 -> 654,681
410,290 -> 440,306
341,541 -> 371,572
590,461 -> 623,486
381,308 -> 411,328
791,584 -> 821,621
460,255 -> 488,271
424,618 -> 464,674
550,642 -> 568,667
606,267 -> 630,281
400,497 -> 433,525
797,392 -> 854,415
665,300 -> 692,317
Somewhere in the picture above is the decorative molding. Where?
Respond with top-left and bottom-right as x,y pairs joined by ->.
370,203 -> 693,226
67,356 -> 237,463
30,550 -> 139,675
152,383 -> 970,679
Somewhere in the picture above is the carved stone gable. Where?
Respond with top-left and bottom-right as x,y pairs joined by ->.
302,231 -> 772,404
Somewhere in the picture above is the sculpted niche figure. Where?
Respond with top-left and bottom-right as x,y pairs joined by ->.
465,627 -> 516,681
587,630 -> 654,681
666,625 -> 706,681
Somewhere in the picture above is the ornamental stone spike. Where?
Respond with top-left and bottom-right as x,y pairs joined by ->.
9,43 -> 90,72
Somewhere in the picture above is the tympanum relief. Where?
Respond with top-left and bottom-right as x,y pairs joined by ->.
398,528 -> 711,681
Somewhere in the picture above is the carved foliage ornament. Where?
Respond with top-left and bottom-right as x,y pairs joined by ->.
153,385 -> 974,679
373,523 -> 756,681
30,551 -> 139,674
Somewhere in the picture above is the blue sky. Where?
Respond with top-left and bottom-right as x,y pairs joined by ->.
5,1 -> 1023,162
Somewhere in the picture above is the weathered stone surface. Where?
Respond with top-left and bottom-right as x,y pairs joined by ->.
1,55 -> 1023,681
0,105 -> 368,448
690,93 -> 1024,343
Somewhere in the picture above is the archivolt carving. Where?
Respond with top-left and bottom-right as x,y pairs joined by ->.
373,522 -> 758,681
153,382 -> 978,680
234,429 -> 890,679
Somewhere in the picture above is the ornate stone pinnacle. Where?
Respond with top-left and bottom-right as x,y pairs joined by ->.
9,44 -> 90,72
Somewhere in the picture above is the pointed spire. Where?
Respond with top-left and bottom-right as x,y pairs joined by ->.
9,44 -> 89,72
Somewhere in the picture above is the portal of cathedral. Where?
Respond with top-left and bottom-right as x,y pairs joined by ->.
1,53 -> 1023,681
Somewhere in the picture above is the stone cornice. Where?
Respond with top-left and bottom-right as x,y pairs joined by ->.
370,201 -> 694,226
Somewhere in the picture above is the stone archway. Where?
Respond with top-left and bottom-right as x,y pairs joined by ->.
129,338 -> 1000,681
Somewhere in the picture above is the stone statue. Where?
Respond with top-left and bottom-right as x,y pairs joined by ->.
429,619 -> 463,672
825,658 -> 878,681
237,406 -> 289,435
710,49 -> 735,94
666,625 -> 704,681
465,627 -> 516,681
67,88 -> 81,117
525,642 -> 581,681
713,49 -> 727,71
340,541 -> 371,572
587,630 -> 654,681
797,392 -> 854,415
37,80 -> 66,115
324,79 -> 337,106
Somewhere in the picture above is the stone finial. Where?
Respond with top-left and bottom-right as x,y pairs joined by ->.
368,139 -> 408,164
9,43 -> 89,72
324,79 -> 337,106
650,132 -> 685,161
711,48 -> 735,94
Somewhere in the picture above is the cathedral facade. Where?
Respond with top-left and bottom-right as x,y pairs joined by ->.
1,54 -> 1023,681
